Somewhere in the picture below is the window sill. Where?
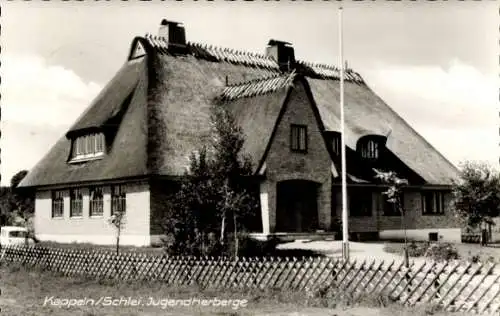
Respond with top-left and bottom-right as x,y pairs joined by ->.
69,216 -> 83,219
68,154 -> 104,164
51,217 -> 64,220
89,215 -> 104,219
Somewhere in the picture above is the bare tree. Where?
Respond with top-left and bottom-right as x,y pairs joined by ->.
109,210 -> 125,255
374,169 -> 409,266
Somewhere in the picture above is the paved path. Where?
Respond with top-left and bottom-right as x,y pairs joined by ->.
277,240 -> 428,266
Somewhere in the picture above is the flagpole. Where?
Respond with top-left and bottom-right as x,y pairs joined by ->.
339,6 -> 349,262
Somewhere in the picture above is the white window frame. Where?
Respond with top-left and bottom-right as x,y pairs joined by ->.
361,139 -> 379,159
111,185 -> 126,215
69,188 -> 83,218
51,190 -> 65,218
71,133 -> 105,161
89,187 -> 104,217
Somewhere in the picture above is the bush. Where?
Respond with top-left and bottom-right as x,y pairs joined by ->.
406,241 -> 430,257
383,241 -> 429,258
425,242 -> 460,261
383,243 -> 403,254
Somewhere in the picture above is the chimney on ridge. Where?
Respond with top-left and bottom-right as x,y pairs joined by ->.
158,19 -> 187,54
266,39 -> 295,72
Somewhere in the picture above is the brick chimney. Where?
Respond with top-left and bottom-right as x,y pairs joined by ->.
266,39 -> 295,72
159,19 -> 187,54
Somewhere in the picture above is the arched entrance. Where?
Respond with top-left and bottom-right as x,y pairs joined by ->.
276,180 -> 320,232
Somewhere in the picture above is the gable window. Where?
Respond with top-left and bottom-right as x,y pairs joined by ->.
51,191 -> 64,218
89,187 -> 104,217
380,192 -> 404,216
361,139 -> 379,159
71,133 -> 105,161
290,124 -> 307,153
111,185 -> 126,215
422,191 -> 445,215
69,188 -> 83,218
349,188 -> 372,217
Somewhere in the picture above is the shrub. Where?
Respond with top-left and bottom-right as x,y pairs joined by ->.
383,242 -> 403,254
425,242 -> 460,261
406,241 -> 430,257
383,241 -> 429,258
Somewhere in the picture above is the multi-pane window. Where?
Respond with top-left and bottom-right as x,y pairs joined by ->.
72,133 -> 105,160
349,188 -> 372,217
381,192 -> 404,216
69,188 -> 83,217
89,187 -> 104,217
361,139 -> 379,159
111,185 -> 126,215
422,191 -> 445,215
51,191 -> 64,218
290,124 -> 307,153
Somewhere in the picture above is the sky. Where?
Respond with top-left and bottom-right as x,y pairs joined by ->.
1,1 -> 498,186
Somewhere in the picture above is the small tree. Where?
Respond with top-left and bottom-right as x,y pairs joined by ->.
452,161 -> 500,245
374,169 -> 409,265
210,106 -> 255,256
8,170 -> 35,233
109,209 -> 125,255
162,106 -> 257,257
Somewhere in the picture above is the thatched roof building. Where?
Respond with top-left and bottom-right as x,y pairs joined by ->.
19,20 -> 459,188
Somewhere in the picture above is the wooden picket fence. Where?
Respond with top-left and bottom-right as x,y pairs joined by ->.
1,245 -> 500,314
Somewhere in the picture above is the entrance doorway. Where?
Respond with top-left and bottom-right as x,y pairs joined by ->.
276,180 -> 319,232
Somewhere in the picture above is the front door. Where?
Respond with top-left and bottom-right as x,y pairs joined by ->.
276,180 -> 319,232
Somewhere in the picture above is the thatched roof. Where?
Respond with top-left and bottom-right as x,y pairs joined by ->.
219,72 -> 296,101
308,79 -> 458,184
19,32 -> 459,188
66,59 -> 142,136
20,58 -> 150,187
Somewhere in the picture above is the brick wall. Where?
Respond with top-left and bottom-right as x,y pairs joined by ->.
262,81 -> 332,233
332,189 -> 378,232
149,179 -> 180,237
333,189 -> 459,233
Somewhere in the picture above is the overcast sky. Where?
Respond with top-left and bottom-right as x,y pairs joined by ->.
1,1 -> 498,185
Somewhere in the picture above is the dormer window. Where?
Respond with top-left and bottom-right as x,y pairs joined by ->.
332,134 -> 341,155
71,133 -> 105,162
360,139 -> 379,159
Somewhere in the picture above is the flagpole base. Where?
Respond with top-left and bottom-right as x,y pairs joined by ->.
342,241 -> 349,262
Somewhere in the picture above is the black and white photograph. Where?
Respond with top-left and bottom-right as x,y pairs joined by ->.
0,1 -> 498,315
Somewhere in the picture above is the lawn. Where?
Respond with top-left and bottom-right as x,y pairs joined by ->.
0,263 -> 473,316
36,241 -> 165,255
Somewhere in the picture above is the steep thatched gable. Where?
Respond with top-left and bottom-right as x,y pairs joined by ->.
19,57 -> 150,188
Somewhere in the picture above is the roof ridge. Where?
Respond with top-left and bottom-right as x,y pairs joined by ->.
227,71 -> 295,87
187,41 -> 274,61
219,71 -> 296,101
141,34 -> 363,82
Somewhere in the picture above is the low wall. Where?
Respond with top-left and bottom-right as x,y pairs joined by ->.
379,228 -> 461,243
